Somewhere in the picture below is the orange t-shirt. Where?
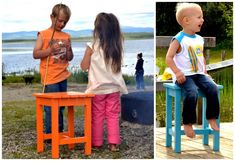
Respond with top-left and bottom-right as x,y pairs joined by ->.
39,28 -> 71,85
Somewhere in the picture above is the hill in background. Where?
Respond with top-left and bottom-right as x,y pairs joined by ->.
2,26 -> 153,40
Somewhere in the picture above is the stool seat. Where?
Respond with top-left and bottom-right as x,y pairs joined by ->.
33,92 -> 95,158
163,83 -> 223,153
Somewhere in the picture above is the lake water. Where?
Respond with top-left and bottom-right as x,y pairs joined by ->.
2,39 -> 154,75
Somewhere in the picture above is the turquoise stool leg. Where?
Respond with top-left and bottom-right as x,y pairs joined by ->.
213,89 -> 221,151
164,83 -> 222,153
202,97 -> 209,145
174,89 -> 181,153
166,88 -> 172,147
213,119 -> 220,151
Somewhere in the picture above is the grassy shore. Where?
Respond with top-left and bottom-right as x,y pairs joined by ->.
3,68 -> 154,88
2,32 -> 154,43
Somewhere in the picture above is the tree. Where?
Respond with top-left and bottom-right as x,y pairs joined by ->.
200,2 -> 233,47
156,2 -> 180,36
156,2 -> 233,48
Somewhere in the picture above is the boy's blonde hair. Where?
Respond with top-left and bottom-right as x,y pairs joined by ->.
51,4 -> 71,20
176,3 -> 201,26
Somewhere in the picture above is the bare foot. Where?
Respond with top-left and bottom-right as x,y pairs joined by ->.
92,145 -> 102,152
92,145 -> 102,149
108,144 -> 119,152
208,119 -> 220,131
183,124 -> 195,138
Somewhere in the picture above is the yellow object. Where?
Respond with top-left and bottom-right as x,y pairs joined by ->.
162,68 -> 172,80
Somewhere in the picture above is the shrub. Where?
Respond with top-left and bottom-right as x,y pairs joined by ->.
68,69 -> 88,84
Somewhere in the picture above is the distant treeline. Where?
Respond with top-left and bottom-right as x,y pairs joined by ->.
72,32 -> 154,42
156,2 -> 233,48
2,32 -> 154,43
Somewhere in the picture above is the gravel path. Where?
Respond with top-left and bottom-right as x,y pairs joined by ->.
2,83 -> 154,159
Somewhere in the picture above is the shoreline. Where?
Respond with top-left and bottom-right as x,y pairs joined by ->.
2,83 -> 154,103
2,33 -> 154,43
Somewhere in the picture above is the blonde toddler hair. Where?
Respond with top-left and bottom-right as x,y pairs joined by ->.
176,3 -> 202,26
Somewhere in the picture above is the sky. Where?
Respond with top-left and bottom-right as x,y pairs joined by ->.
0,0 -> 155,33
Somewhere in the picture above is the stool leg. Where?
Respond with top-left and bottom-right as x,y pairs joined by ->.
174,90 -> 181,153
84,99 -> 92,155
213,90 -> 220,151
51,101 -> 59,158
213,118 -> 220,151
68,106 -> 75,149
202,97 -> 209,145
36,101 -> 44,152
165,88 -> 172,147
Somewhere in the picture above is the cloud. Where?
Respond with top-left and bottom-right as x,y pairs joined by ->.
1,0 -> 154,32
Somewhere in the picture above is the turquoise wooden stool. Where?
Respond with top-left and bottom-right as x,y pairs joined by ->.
163,83 -> 223,153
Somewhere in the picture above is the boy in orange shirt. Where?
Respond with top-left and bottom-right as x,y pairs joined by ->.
33,4 -> 73,136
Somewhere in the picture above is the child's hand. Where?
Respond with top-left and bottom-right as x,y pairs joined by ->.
176,71 -> 186,84
64,40 -> 71,50
64,40 -> 73,61
49,41 -> 61,53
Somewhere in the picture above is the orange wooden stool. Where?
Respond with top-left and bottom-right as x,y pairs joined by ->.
33,92 -> 95,158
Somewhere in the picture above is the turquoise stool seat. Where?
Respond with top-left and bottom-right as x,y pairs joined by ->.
163,83 -> 223,153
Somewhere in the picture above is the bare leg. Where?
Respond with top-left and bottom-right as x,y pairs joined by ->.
183,124 -> 195,138
208,119 -> 220,131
